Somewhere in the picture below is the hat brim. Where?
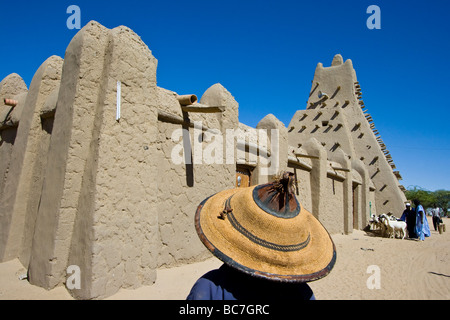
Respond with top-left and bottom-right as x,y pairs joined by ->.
195,187 -> 337,283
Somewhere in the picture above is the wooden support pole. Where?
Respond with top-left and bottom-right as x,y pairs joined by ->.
181,104 -> 225,113
4,99 -> 18,107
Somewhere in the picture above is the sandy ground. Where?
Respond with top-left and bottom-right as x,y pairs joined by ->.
1,216 -> 449,300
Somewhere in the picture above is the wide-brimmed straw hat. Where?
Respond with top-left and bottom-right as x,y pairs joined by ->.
195,172 -> 336,283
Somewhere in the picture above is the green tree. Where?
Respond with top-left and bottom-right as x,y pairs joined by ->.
405,186 -> 450,216
434,189 -> 450,216
405,186 -> 436,209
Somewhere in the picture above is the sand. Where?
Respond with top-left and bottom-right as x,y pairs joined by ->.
1,216 -> 448,300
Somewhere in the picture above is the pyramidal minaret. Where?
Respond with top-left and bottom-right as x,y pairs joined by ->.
288,54 -> 406,218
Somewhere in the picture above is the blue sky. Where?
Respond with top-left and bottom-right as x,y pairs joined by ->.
1,0 -> 449,191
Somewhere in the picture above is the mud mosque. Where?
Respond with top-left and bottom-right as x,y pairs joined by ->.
0,21 -> 406,299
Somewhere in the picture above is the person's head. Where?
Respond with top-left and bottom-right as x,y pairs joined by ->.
406,202 -> 411,209
194,171 -> 336,284
413,199 -> 420,206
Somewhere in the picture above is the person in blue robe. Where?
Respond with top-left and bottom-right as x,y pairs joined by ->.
414,200 -> 431,241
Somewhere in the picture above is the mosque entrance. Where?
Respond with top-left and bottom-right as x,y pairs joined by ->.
236,165 -> 252,188
352,182 -> 360,230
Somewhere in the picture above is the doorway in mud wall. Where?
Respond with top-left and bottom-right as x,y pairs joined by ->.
236,165 -> 253,188
352,182 -> 360,230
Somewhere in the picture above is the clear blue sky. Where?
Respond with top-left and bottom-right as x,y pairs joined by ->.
1,0 -> 449,191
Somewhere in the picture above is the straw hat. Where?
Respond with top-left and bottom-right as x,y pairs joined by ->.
195,172 -> 336,283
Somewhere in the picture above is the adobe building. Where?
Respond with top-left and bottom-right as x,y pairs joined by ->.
0,21 -> 406,299
288,54 -> 407,233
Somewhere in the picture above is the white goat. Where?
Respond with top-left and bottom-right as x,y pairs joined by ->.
369,215 -> 380,231
380,214 -> 407,240
379,214 -> 393,237
388,213 -> 399,221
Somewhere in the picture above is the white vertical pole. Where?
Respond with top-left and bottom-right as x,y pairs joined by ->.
116,81 -> 121,121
